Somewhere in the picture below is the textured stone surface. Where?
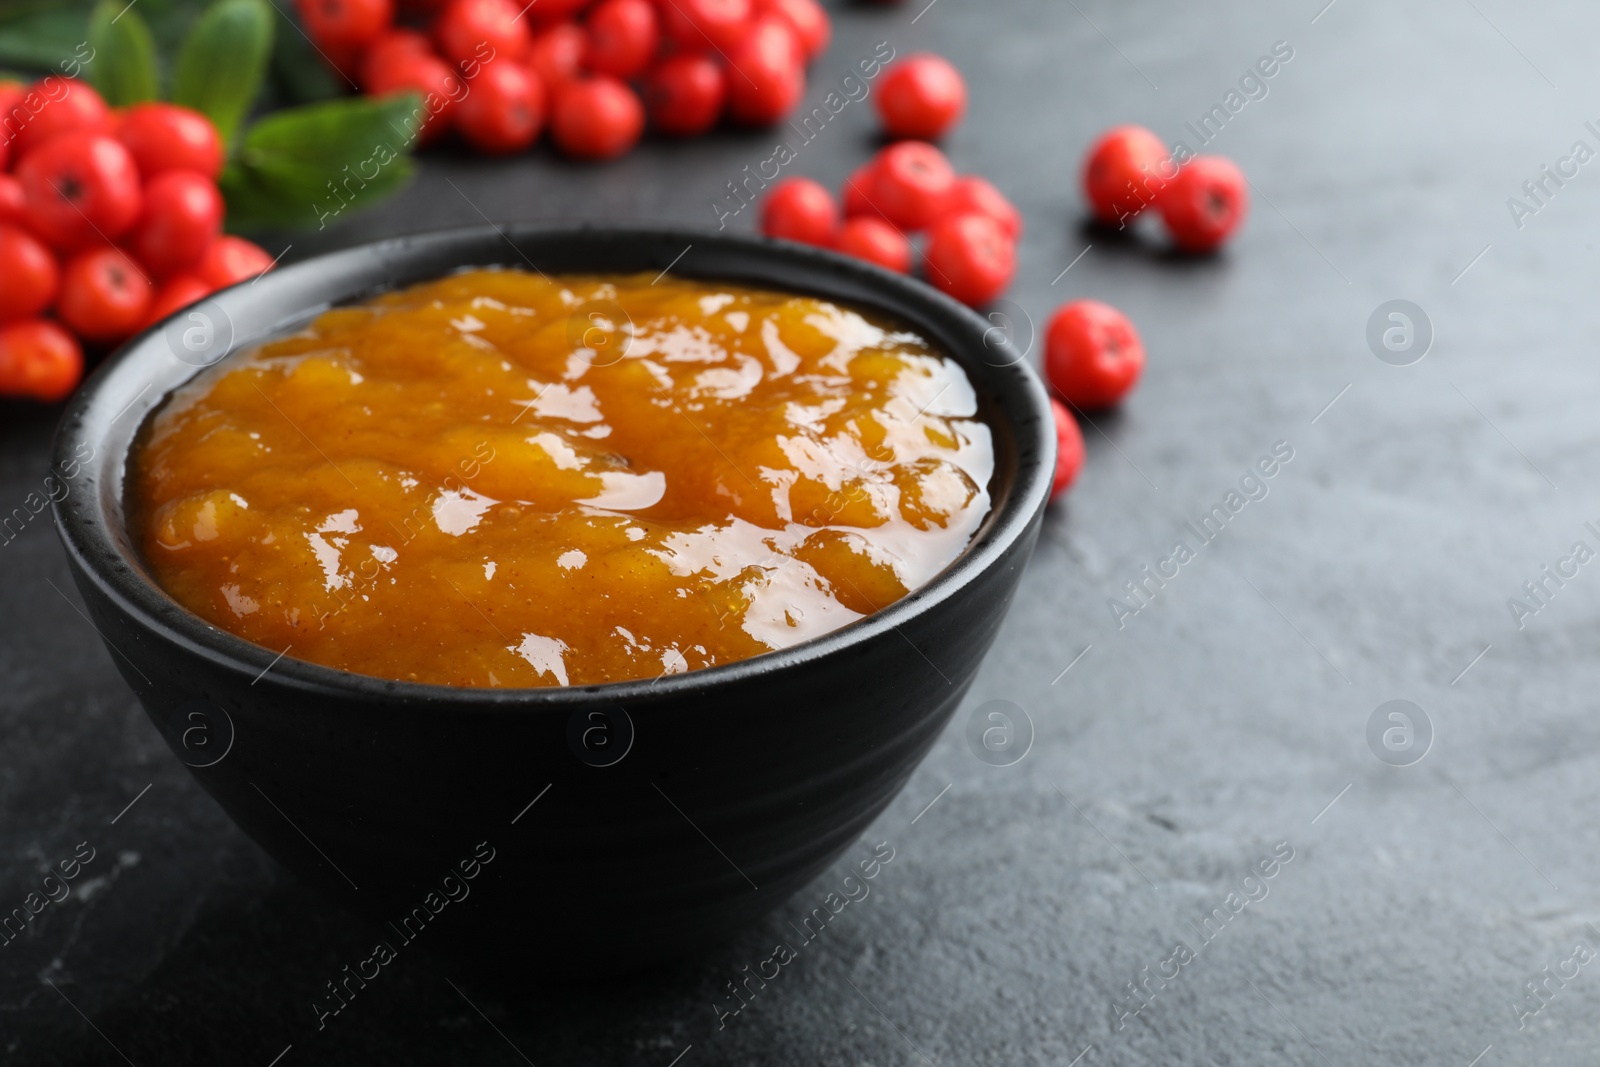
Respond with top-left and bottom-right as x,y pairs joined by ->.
5,0 -> 1600,1063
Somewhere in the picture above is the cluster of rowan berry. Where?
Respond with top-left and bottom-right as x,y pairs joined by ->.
758,55 -> 1021,309
0,78 -> 274,403
298,0 -> 834,158
1082,124 -> 1249,252
1050,126 -> 1249,497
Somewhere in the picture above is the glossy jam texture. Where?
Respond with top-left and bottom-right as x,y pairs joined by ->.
131,269 -> 994,687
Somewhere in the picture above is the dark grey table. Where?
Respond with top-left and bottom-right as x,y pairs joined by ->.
6,0 -> 1598,1062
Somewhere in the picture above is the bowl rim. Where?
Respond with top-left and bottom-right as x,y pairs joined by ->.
51,222 -> 1055,708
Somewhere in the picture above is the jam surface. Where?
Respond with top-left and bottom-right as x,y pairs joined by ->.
131,269 -> 994,687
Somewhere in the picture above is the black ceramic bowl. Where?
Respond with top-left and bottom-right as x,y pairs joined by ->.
51,224 -> 1053,968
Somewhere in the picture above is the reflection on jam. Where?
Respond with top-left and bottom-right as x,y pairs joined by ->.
132,270 -> 994,687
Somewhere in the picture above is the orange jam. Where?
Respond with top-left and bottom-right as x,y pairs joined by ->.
131,269 -> 994,687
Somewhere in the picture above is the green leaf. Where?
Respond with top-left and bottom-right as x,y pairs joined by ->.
219,94 -> 419,232
0,4 -> 95,73
172,0 -> 274,144
139,0 -> 214,64
0,0 -> 206,79
86,0 -> 159,105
